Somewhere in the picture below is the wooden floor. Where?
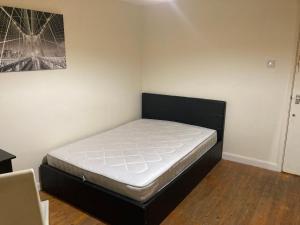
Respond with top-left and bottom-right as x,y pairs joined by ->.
40,160 -> 300,225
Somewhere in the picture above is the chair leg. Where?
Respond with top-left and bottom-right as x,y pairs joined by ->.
40,200 -> 49,225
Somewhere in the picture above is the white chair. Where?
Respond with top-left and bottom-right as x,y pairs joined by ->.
0,169 -> 49,225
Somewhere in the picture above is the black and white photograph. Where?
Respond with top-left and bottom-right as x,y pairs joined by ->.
0,6 -> 66,73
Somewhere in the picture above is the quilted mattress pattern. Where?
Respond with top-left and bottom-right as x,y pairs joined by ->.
47,119 -> 217,202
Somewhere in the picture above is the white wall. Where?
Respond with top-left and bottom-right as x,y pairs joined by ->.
141,0 -> 300,170
0,0 -> 142,177
0,0 -> 299,177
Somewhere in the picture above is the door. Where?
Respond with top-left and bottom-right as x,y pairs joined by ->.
283,35 -> 300,175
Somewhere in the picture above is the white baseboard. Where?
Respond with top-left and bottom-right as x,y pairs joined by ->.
222,152 -> 281,172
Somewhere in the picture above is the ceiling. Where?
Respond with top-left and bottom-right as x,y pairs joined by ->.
120,0 -> 172,5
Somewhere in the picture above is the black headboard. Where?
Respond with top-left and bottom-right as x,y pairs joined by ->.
142,93 -> 226,141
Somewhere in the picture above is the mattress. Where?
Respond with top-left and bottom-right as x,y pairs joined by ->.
47,119 -> 217,202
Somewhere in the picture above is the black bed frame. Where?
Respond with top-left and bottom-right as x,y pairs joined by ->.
40,93 -> 226,225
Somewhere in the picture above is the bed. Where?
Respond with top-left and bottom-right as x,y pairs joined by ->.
40,93 -> 226,225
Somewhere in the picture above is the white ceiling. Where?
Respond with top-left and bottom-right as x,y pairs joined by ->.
120,0 -> 172,5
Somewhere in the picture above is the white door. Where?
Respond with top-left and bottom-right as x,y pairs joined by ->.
283,37 -> 300,175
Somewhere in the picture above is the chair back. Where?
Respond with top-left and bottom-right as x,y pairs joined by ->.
0,169 -> 44,225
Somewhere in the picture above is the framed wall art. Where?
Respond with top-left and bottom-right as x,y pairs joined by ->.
0,6 -> 66,73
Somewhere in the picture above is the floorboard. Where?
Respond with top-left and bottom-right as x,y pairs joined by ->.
40,160 -> 300,225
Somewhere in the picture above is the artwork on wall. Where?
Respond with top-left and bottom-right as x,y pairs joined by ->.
0,6 -> 66,73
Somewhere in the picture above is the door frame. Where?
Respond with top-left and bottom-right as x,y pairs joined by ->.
281,25 -> 300,171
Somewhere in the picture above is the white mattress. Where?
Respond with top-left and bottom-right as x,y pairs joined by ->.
47,119 -> 217,202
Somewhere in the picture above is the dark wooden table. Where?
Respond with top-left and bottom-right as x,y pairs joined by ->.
0,149 -> 16,174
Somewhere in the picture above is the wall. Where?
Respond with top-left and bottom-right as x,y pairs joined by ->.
0,0 -> 299,178
0,0 -> 142,178
142,0 -> 300,170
